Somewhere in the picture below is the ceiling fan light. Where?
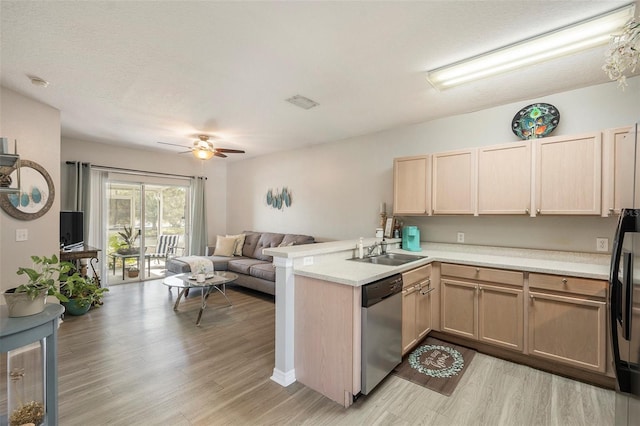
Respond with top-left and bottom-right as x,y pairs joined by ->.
193,148 -> 214,160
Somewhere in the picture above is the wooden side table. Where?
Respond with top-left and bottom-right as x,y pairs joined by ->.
60,245 -> 101,282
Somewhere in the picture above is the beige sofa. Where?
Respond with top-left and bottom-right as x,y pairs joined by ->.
165,231 -> 314,296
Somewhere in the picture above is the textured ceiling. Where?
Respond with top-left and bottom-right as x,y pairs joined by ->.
1,1 -> 638,160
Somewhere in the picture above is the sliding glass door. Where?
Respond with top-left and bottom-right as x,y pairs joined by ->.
105,178 -> 189,285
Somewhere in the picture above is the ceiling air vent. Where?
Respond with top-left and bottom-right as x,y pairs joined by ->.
286,95 -> 319,110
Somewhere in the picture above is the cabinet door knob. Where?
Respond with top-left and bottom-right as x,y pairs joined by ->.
525,208 -> 530,214
475,268 -> 480,273
536,209 -> 541,214
562,278 -> 568,284
530,295 -> 535,301
479,286 -> 483,291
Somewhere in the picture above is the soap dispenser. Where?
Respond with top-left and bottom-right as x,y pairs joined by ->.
358,238 -> 364,259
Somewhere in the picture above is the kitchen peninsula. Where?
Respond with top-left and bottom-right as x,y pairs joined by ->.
265,239 -> 611,407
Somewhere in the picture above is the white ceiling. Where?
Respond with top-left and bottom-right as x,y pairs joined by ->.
1,1 -> 638,160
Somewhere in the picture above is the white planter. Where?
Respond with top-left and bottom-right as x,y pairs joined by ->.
2,289 -> 48,317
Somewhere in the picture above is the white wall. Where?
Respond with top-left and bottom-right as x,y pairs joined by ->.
0,87 -> 61,294
60,138 -> 228,246
227,77 -> 640,252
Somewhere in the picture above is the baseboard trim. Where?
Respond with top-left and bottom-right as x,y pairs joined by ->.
271,368 -> 296,387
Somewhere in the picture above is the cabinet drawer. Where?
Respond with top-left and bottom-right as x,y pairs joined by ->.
441,263 -> 523,287
402,264 -> 432,289
529,273 -> 607,298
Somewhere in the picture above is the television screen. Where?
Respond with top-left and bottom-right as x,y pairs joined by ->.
60,211 -> 84,249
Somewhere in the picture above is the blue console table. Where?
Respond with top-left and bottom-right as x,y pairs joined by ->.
1,303 -> 64,425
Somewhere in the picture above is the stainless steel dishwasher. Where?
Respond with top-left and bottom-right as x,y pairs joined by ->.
361,273 -> 403,395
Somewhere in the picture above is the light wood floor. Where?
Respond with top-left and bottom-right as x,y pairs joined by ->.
57,279 -> 615,425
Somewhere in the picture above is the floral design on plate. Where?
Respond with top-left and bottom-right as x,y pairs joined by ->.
512,103 -> 560,140
408,344 -> 464,378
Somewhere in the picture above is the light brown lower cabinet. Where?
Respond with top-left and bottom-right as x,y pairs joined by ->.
528,290 -> 606,373
440,264 -> 525,352
441,278 -> 524,351
441,279 -> 477,340
478,284 -> 524,351
435,266 -> 612,386
402,265 -> 433,355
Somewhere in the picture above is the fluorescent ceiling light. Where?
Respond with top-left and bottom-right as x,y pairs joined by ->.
426,3 -> 636,90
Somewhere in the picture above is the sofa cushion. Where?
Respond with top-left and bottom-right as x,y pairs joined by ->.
252,233 -> 285,261
241,232 -> 262,258
227,258 -> 269,275
213,235 -> 238,256
249,263 -> 276,282
207,256 -> 231,271
280,233 -> 315,246
226,233 -> 246,256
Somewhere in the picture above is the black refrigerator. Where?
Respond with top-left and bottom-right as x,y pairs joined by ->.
610,123 -> 640,426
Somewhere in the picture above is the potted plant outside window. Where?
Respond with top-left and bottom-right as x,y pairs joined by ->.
116,226 -> 140,255
2,255 -> 71,317
127,265 -> 139,278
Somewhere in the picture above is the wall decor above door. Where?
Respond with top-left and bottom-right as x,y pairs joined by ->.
0,159 -> 54,220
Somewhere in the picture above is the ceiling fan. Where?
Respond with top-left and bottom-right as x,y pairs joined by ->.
158,135 -> 245,160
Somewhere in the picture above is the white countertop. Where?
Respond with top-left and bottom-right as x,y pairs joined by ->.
286,242 -> 611,287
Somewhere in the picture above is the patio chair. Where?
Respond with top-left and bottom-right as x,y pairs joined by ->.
149,234 -> 180,264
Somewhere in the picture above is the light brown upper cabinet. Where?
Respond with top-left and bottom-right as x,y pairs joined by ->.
478,142 -> 531,215
602,126 -> 636,216
534,132 -> 602,215
432,149 -> 477,215
393,155 -> 431,215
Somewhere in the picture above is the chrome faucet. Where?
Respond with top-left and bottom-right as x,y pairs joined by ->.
366,242 -> 379,257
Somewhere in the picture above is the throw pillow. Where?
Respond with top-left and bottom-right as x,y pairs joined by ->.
278,241 -> 295,247
213,235 -> 237,257
226,233 -> 246,256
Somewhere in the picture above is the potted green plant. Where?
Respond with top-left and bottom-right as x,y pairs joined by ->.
127,265 -> 139,278
60,275 -> 108,316
3,255 -> 71,317
116,225 -> 139,255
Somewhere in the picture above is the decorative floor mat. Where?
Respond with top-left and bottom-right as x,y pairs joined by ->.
393,337 -> 476,396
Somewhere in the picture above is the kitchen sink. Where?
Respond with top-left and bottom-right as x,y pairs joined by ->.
349,252 -> 427,266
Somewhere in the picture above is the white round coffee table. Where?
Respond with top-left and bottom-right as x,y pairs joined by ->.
163,271 -> 237,326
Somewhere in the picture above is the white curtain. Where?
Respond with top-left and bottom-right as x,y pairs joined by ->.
64,163 -> 110,284
190,177 -> 207,256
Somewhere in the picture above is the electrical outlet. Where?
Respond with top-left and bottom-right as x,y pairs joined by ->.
303,256 -> 314,266
16,228 -> 28,241
596,238 -> 609,252
457,232 -> 465,243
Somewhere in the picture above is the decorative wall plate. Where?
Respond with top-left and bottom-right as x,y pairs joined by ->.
512,103 -> 560,140
0,159 -> 55,220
